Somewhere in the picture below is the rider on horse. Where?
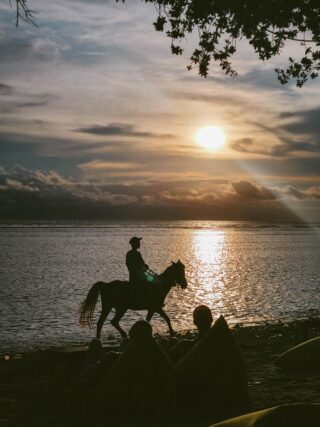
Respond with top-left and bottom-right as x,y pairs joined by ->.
126,237 -> 156,304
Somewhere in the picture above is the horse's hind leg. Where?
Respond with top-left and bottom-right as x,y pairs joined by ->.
111,307 -> 127,339
97,305 -> 112,339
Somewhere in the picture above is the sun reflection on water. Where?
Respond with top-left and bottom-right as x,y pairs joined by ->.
191,229 -> 226,311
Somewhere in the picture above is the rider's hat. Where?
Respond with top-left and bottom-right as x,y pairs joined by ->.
129,236 -> 142,245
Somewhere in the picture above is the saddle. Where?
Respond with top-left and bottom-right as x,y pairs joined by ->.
129,271 -> 161,309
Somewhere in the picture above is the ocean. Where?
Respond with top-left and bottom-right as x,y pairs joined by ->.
0,221 -> 319,353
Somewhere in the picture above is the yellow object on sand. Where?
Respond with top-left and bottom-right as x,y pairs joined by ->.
209,403 -> 320,427
275,336 -> 320,370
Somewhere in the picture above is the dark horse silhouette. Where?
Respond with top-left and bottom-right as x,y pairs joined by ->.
79,260 -> 187,338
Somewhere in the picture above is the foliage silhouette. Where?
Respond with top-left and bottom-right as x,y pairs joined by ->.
10,1 -> 320,86
123,0 -> 320,87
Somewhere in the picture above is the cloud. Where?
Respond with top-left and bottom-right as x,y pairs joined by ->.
0,83 -> 14,95
270,140 -> 320,157
76,122 -> 174,139
0,30 -> 63,66
15,101 -> 49,108
269,108 -> 320,156
280,107 -> 320,137
0,80 -> 52,114
284,185 -> 320,200
0,165 -> 138,207
0,166 -> 8,175
2,179 -> 38,192
80,160 -> 139,171
236,68 -> 293,90
79,160 -> 140,178
171,90 -> 249,109
249,107 -> 320,157
232,181 -> 275,200
239,116 -> 320,158
1,165 -> 318,220
1,123 -> 320,191
173,88 -> 320,159
230,138 -> 254,153
0,126 -> 240,180
285,186 -> 308,200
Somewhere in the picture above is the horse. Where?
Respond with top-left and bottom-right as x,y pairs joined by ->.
79,260 -> 187,339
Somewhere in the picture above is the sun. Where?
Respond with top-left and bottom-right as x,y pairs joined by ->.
195,126 -> 226,151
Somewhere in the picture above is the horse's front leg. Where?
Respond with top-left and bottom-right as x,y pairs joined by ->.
146,310 -> 154,322
157,308 -> 175,336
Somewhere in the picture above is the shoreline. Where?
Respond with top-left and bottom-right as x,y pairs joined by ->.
1,315 -> 319,356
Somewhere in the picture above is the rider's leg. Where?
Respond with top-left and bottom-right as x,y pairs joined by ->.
111,307 -> 128,338
157,308 -> 175,336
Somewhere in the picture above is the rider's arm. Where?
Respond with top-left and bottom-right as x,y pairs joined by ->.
138,252 -> 149,270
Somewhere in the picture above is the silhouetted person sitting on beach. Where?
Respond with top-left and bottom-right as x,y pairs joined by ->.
79,323 -> 153,386
119,319 -> 154,352
126,237 -> 154,304
168,304 -> 213,364
93,319 -> 175,413
129,319 -> 153,338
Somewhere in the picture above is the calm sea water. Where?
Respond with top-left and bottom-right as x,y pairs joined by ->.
0,221 -> 319,353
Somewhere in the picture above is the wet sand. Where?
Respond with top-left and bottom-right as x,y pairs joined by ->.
0,319 -> 319,426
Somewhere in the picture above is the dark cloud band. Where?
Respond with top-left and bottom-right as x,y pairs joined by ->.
0,165 -> 319,221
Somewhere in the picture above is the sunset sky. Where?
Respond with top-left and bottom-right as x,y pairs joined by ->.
0,0 -> 319,221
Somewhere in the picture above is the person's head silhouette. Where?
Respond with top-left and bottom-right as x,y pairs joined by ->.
193,305 -> 213,337
129,236 -> 142,250
129,320 -> 153,339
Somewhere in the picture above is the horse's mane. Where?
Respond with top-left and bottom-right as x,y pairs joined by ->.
161,260 -> 184,275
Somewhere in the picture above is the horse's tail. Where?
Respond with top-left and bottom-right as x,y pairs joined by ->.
79,281 -> 103,328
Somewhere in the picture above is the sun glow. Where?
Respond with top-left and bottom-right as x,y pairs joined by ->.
195,126 -> 226,151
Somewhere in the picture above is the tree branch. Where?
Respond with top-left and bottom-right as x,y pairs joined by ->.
265,28 -> 315,43
11,0 -> 37,27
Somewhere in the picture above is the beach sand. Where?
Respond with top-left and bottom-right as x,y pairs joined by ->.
0,319 -> 319,426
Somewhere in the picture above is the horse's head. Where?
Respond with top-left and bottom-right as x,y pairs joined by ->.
170,260 -> 187,289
